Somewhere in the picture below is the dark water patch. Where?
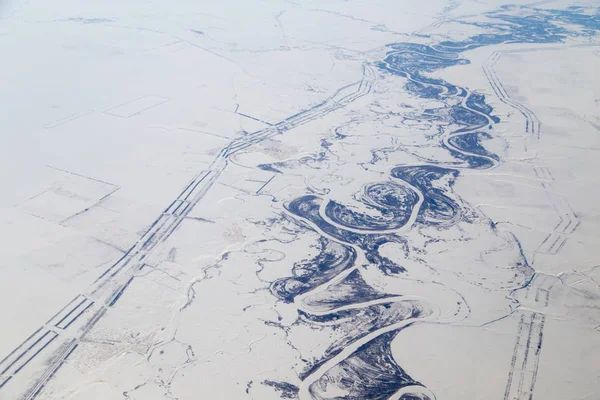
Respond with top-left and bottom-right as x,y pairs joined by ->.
274,153 -> 327,171
262,380 -> 299,399
449,132 -> 499,161
258,164 -> 283,173
465,93 -> 500,123
391,166 -> 461,227
299,301 -> 428,381
443,133 -> 497,169
402,79 -> 446,99
398,393 -> 433,400
308,330 -> 424,400
299,301 -> 422,326
286,195 -> 407,274
300,301 -> 421,326
270,237 -> 357,303
324,182 -> 419,232
449,105 -> 489,132
362,235 -> 407,275
437,6 -> 600,52
379,44 -> 467,100
302,269 -> 395,311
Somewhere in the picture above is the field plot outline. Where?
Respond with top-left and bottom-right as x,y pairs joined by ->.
104,95 -> 171,118
19,166 -> 120,225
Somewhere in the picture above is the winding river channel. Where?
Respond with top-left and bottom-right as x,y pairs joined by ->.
261,6 -> 600,399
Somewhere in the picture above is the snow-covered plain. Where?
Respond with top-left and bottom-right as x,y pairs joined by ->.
0,1 -> 599,399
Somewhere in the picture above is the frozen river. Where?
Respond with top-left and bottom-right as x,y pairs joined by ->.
0,1 -> 599,399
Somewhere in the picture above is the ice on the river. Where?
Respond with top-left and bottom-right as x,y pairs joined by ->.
0,1 -> 599,399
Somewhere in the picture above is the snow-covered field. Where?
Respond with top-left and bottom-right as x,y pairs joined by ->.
0,1 -> 598,399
